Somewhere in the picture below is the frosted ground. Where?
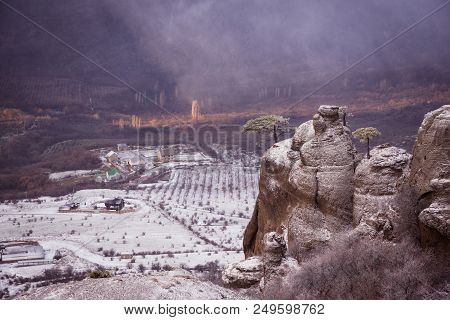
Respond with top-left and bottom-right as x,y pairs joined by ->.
0,145 -> 260,286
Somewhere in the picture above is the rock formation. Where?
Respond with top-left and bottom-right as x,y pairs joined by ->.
222,256 -> 263,288
409,105 -> 450,251
418,179 -> 450,239
223,231 -> 299,288
234,104 -> 449,289
409,106 -> 449,198
353,144 -> 411,239
244,105 -> 356,259
259,232 -> 300,290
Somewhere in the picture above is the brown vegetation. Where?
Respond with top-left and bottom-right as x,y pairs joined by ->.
89,268 -> 113,279
0,109 -> 130,200
0,147 -> 102,200
265,236 -> 449,300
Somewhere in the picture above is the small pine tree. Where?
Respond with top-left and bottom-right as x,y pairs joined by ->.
242,115 -> 289,142
352,127 -> 381,159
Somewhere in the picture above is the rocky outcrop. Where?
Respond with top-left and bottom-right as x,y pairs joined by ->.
231,104 -> 450,294
353,144 -> 411,238
243,104 -> 449,266
409,106 -> 449,199
259,232 -> 300,290
224,232 -> 299,288
244,105 -> 356,259
291,120 -> 315,151
222,256 -> 263,288
243,138 -> 293,257
418,179 -> 450,239
409,105 -> 450,250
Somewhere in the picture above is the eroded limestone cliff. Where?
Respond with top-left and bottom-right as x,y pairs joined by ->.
233,105 -> 449,289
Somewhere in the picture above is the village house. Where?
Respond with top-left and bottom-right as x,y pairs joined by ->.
106,151 -> 119,163
106,167 -> 120,180
0,241 -> 45,264
157,146 -> 177,162
118,151 -> 142,167
104,197 -> 125,211
126,157 -> 141,167
117,143 -> 128,151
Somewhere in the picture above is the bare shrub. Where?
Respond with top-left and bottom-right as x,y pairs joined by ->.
43,267 -> 62,280
64,266 -> 74,277
193,261 -> 222,284
265,236 -> 449,300
53,250 -> 63,260
0,288 -> 9,300
138,264 -> 146,273
162,264 -> 174,271
151,262 -> 161,271
89,268 -> 112,279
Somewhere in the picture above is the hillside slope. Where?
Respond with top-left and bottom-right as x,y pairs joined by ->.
18,270 -> 244,300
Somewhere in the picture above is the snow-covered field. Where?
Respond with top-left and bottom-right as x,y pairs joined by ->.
48,170 -> 97,181
0,145 -> 260,295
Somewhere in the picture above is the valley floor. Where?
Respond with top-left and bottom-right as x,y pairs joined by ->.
0,148 -> 259,298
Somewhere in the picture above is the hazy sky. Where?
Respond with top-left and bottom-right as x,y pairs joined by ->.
1,0 -> 449,98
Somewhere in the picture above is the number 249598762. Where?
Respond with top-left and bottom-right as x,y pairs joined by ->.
253,303 -> 324,315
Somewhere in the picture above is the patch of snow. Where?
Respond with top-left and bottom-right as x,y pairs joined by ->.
49,170 -> 96,181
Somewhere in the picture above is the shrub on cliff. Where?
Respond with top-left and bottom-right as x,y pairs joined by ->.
265,236 -> 449,299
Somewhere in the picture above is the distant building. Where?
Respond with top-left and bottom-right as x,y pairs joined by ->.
104,197 -> 125,211
106,167 -> 120,180
191,99 -> 200,122
106,151 -> 119,163
58,202 -> 80,212
119,151 -> 142,167
0,241 -> 45,264
67,202 -> 80,210
127,157 -> 141,167
157,146 -> 176,162
117,143 -> 128,151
